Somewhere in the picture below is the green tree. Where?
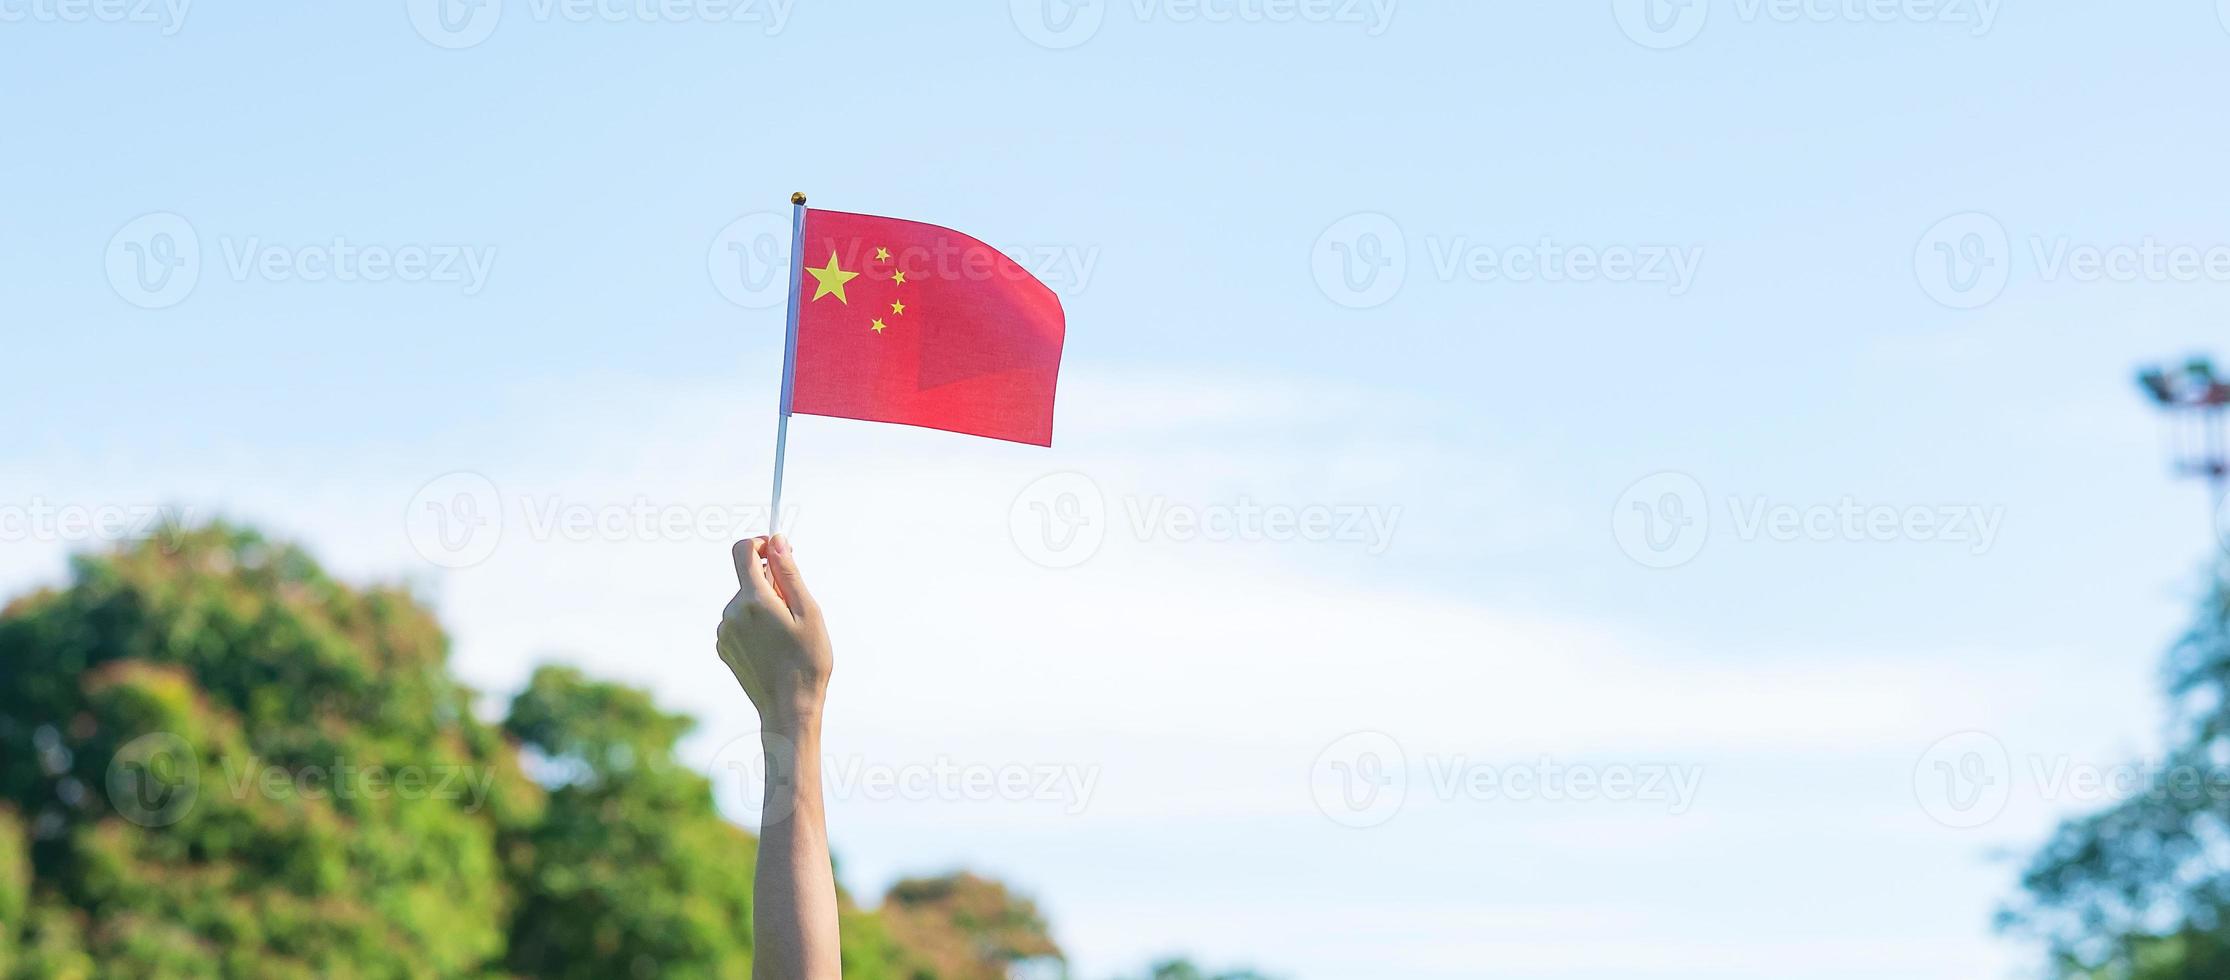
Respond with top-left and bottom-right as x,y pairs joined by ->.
499,664 -> 759,978
878,872 -> 1062,980
0,525 -> 540,976
2008,571 -> 2230,976
0,806 -> 24,971
0,525 -> 1098,979
1114,957 -> 1279,980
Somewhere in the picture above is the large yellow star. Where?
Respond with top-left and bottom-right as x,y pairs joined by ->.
806,252 -> 858,303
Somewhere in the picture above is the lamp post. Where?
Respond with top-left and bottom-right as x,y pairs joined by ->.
2137,356 -> 2230,512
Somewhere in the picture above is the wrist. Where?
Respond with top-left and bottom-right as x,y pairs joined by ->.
760,692 -> 826,736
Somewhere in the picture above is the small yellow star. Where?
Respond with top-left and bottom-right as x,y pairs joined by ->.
870,318 -> 887,333
889,299 -> 905,315
874,246 -> 891,261
805,252 -> 858,304
890,270 -> 907,286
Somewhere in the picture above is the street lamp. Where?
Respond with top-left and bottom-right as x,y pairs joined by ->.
2137,356 -> 2230,506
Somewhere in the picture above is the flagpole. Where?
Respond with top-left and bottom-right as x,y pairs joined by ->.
770,191 -> 806,535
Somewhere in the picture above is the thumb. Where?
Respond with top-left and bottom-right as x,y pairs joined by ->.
766,534 -> 815,617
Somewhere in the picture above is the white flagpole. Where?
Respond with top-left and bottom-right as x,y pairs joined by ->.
769,192 -> 806,535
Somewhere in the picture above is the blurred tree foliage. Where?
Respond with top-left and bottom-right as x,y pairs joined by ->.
0,526 -> 1065,978
2008,573 -> 2230,977
0,525 -> 538,976
1112,958 -> 1278,980
879,873 -> 1062,980
499,664 -> 758,978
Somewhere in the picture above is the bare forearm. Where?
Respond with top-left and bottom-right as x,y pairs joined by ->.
754,713 -> 839,980
719,536 -> 841,979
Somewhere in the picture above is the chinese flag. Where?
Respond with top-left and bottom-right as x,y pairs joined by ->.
787,208 -> 1066,447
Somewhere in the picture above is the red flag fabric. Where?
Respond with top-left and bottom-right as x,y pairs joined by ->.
786,208 -> 1066,447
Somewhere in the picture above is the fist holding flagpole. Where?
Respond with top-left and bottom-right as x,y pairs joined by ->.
717,534 -> 832,728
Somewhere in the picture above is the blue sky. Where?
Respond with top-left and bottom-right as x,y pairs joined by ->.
8,2 -> 2230,976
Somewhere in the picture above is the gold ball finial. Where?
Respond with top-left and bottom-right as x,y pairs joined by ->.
790,192 -> 807,206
